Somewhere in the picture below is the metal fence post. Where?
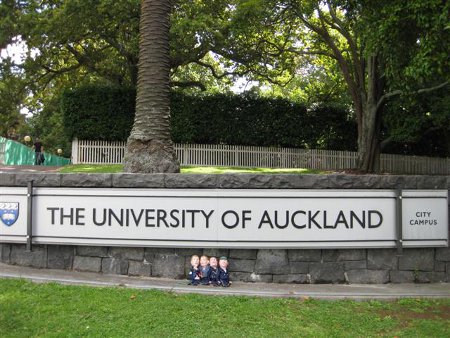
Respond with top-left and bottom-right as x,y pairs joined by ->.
26,180 -> 34,252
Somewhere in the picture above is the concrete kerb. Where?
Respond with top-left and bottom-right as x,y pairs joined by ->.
1,263 -> 449,300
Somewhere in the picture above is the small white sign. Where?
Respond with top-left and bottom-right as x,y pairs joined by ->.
402,190 -> 448,247
0,187 -> 447,248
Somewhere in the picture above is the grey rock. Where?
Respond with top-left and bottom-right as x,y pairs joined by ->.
152,253 -> 185,279
202,249 -> 229,259
112,173 -> 165,188
248,273 -> 273,283
108,247 -> 144,261
273,274 -> 308,284
289,261 -> 309,274
401,176 -> 420,189
165,174 -> 218,188
327,175 -> 361,189
128,261 -> 151,276
415,271 -> 447,283
323,249 -> 366,262
10,244 -> 46,268
145,248 -> 178,257
229,249 -> 257,260
176,248 -> 201,256
288,250 -> 321,262
297,175 -> 329,189
61,174 -> 112,187
0,173 -> 15,186
73,256 -> 101,272
229,259 -> 255,272
447,263 -> 450,282
15,173 -> 60,187
0,244 -> 11,263
399,248 -> 434,271
261,175 -> 303,189
230,271 -> 273,283
344,260 -> 367,270
218,174 -> 260,189
102,257 -> 129,275
255,249 -> 288,274
76,246 -> 108,257
435,261 -> 446,272
382,176 -> 408,189
416,176 -> 446,189
390,270 -> 415,283
436,247 -> 450,262
356,175 -> 383,189
367,249 -> 398,270
228,271 -> 251,282
309,262 -> 345,283
346,269 -> 389,284
47,245 -> 74,269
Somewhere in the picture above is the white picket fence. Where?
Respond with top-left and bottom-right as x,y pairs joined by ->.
71,139 -> 450,175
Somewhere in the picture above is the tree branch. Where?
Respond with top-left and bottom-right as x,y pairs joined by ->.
377,81 -> 449,111
195,60 -> 249,79
325,2 -> 364,91
170,80 -> 206,91
417,81 -> 449,94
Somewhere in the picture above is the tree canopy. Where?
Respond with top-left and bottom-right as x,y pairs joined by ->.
1,0 -> 448,169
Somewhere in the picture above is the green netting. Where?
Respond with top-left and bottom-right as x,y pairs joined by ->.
0,136 -> 71,166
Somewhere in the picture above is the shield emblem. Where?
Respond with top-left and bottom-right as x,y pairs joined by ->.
0,202 -> 19,226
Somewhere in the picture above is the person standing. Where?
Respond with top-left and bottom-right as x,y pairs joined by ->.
33,138 -> 44,165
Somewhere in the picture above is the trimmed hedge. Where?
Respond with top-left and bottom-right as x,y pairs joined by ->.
61,85 -> 136,141
61,85 -> 357,150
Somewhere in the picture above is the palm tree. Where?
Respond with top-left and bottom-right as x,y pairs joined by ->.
123,0 -> 179,173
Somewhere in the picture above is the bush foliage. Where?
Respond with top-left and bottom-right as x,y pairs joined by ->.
61,85 -> 357,150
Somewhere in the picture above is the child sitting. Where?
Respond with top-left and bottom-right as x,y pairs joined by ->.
209,256 -> 219,286
199,255 -> 211,285
218,256 -> 231,287
188,255 -> 201,286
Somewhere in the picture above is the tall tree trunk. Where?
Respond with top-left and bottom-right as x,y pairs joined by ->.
356,55 -> 382,173
123,0 -> 179,173
357,102 -> 381,172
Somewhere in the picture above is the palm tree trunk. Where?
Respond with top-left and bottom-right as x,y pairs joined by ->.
123,0 -> 179,173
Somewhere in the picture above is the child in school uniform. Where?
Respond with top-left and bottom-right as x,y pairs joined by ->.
188,255 -> 201,285
199,255 -> 211,285
218,256 -> 231,287
209,256 -> 219,286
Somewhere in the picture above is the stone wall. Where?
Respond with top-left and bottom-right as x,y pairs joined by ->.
1,172 -> 449,284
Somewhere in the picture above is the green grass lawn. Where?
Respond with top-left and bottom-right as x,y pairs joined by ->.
59,164 -> 325,174
0,279 -> 449,337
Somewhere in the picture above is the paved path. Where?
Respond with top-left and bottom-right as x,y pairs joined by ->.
1,263 -> 449,300
0,165 -> 62,173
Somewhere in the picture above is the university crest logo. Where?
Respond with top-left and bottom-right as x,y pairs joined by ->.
0,202 -> 19,226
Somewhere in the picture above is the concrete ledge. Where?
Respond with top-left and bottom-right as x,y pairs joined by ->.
1,173 -> 449,189
1,263 -> 448,299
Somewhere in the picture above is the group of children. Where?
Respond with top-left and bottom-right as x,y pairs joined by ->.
188,255 -> 231,287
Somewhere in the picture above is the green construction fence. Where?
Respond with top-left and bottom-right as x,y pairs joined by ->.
0,136 -> 71,166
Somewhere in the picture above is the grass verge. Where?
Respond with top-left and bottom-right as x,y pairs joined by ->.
59,164 -> 325,174
1,279 -> 449,337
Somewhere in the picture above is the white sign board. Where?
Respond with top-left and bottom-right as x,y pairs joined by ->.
0,187 -> 447,248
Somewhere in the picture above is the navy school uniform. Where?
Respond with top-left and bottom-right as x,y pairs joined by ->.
188,266 -> 201,285
199,265 -> 211,285
218,267 -> 230,287
209,267 -> 219,285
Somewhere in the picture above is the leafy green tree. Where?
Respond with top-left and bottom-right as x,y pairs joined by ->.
0,58 -> 26,138
225,0 -> 449,172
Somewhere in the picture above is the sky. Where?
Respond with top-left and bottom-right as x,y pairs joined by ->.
0,39 -> 27,64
